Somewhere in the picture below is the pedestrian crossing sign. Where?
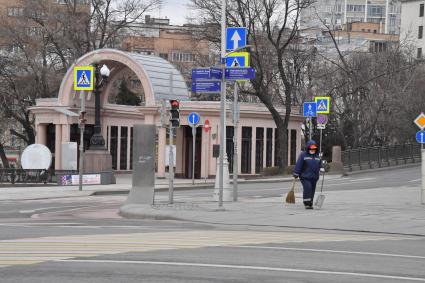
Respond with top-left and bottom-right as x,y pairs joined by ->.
225,52 -> 249,68
314,96 -> 330,114
74,66 -> 94,91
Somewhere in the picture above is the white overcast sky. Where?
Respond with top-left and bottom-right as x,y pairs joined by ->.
153,0 -> 191,25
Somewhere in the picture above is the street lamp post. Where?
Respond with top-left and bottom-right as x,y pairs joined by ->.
89,64 -> 110,150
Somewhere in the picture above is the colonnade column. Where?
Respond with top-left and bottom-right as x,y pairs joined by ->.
54,124 -> 62,170
251,127 -> 256,175
36,124 -> 47,145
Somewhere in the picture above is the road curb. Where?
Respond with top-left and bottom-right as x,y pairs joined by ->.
343,163 -> 420,176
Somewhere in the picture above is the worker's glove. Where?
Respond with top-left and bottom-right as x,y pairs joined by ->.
293,174 -> 299,179
320,168 -> 325,172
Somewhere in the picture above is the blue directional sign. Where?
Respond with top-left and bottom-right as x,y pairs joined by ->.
303,102 -> 317,117
416,131 -> 425,144
191,81 -> 221,93
226,27 -> 247,51
210,67 -> 222,80
188,112 -> 200,126
225,67 -> 255,80
192,68 -> 211,80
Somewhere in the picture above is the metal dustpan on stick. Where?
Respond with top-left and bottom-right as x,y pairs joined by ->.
315,170 -> 326,209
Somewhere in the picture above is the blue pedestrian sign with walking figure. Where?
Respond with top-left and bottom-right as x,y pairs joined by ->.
416,131 -> 425,143
226,27 -> 247,51
188,112 -> 200,126
303,102 -> 317,117
74,66 -> 94,91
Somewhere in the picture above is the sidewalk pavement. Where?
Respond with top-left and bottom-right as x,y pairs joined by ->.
120,184 -> 425,236
2,173 -> 424,236
0,174 -> 342,201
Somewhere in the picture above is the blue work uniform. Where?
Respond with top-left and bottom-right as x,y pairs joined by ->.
292,140 -> 321,205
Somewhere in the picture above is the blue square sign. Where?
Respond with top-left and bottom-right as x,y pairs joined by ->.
74,66 -> 94,91
303,102 -> 317,117
226,27 -> 247,51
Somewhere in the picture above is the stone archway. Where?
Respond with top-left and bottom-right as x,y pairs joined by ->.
33,49 -> 189,175
57,48 -> 189,108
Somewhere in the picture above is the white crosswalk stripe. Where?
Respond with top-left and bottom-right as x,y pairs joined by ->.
0,230 -> 410,268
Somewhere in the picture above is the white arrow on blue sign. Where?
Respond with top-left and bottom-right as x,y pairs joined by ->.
416,131 -> 425,144
188,112 -> 200,126
303,102 -> 317,117
226,27 -> 247,51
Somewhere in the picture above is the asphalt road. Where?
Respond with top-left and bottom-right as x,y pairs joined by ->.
0,165 -> 423,282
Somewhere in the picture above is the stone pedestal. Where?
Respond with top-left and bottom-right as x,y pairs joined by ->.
329,145 -> 344,174
83,149 -> 115,184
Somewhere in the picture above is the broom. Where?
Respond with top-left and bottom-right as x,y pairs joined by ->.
285,178 -> 297,204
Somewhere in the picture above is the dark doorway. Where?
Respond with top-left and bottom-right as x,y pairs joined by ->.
184,126 -> 202,179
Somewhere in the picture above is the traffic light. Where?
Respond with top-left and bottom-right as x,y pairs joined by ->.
169,99 -> 180,128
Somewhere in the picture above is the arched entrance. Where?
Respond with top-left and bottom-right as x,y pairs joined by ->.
31,49 -> 189,175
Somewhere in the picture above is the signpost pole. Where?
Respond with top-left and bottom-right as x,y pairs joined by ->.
169,125 -> 174,204
422,148 -> 425,205
192,125 -> 196,185
233,82 -> 238,201
218,0 -> 226,208
319,128 -> 323,156
78,91 -> 86,191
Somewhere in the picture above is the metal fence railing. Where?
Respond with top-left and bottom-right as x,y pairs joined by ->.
341,143 -> 422,172
0,169 -> 79,185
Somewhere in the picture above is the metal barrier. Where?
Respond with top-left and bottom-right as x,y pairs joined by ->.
0,169 -> 79,185
341,143 -> 421,172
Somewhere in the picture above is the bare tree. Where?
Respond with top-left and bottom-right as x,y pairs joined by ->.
0,0 -> 160,162
190,0 -> 313,170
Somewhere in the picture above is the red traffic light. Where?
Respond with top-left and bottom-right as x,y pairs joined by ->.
170,100 -> 179,108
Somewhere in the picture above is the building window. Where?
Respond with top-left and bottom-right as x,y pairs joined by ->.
418,48 -> 423,59
420,4 -> 424,17
226,126 -> 234,173
266,128 -> 273,167
110,126 -> 118,170
120,127 -> 128,170
171,52 -> 195,62
419,26 -> 423,39
290,130 -> 297,165
130,127 -> 133,170
7,7 -> 24,17
255,128 -> 264,174
241,127 -> 252,174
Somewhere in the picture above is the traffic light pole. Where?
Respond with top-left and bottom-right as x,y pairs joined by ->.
169,125 -> 174,204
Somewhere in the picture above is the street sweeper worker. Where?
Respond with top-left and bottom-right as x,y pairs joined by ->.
292,140 -> 321,209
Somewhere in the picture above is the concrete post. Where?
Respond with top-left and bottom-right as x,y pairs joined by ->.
124,124 -> 156,205
157,127 -> 166,178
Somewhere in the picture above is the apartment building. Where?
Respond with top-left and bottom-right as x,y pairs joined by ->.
120,16 -> 211,87
400,0 -> 425,58
301,0 -> 402,34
